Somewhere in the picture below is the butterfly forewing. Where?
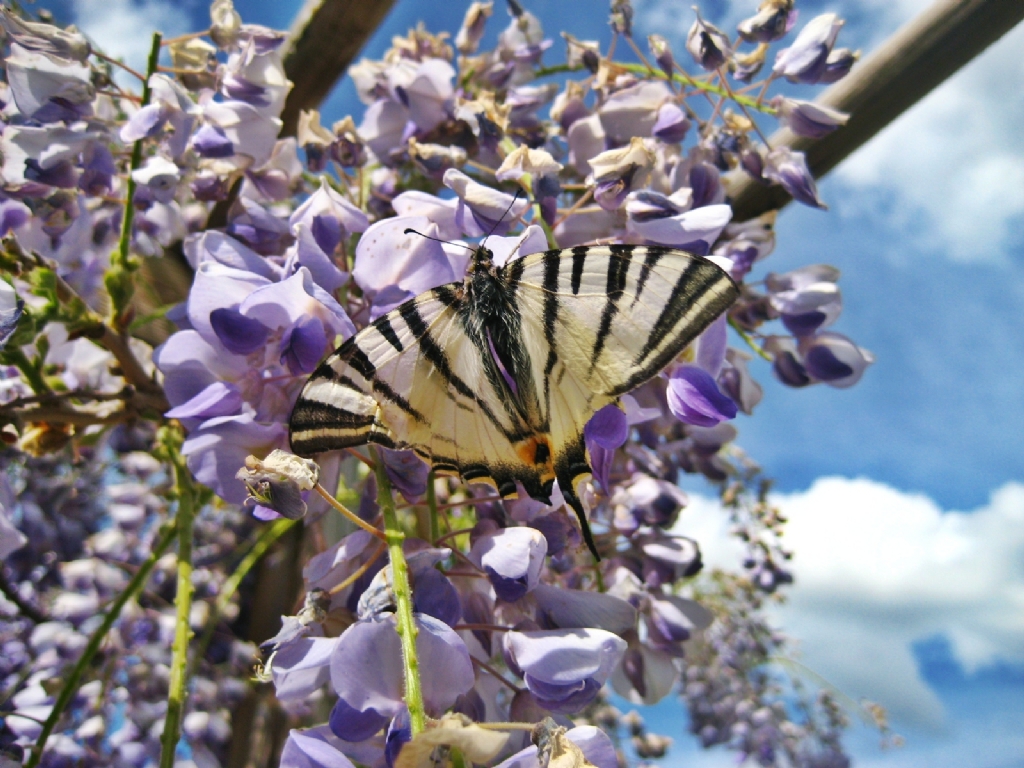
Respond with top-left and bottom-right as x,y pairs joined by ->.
509,244 -> 739,399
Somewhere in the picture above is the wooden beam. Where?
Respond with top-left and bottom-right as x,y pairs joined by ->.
730,0 -> 1024,221
279,0 -> 398,136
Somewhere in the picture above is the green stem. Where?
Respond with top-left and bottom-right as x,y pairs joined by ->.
25,522 -> 178,768
426,470 -> 440,544
160,457 -> 196,768
372,447 -> 425,734
2,346 -> 49,395
190,518 -> 297,678
728,317 -> 772,361
111,32 -> 161,324
534,62 -> 774,113
534,205 -> 559,249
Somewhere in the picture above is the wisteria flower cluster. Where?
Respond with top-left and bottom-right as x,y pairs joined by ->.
0,0 -> 880,766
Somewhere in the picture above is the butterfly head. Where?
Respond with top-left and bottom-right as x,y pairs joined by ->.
470,243 -> 496,275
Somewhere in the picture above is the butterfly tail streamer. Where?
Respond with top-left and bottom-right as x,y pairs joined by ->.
560,480 -> 601,562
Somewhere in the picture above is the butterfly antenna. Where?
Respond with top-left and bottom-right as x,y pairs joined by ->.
403,228 -> 475,255
481,188 -> 523,249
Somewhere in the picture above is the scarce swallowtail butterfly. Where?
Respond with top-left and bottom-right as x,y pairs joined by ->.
289,243 -> 739,559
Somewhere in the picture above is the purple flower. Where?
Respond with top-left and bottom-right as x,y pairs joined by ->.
610,639 -> 679,705
598,81 -> 673,146
387,58 -> 455,132
652,102 -> 691,144
122,75 -> 199,158
799,331 -> 874,388
686,12 -> 731,71
329,614 -> 474,738
352,216 -> 469,315
192,124 -> 235,158
764,335 -> 812,387
584,404 -> 628,493
666,314 -> 737,427
504,628 -> 626,713
165,380 -> 244,421
772,96 -> 849,139
131,156 -> 180,204
619,475 -> 689,528
379,448 -> 430,502
235,449 -> 320,520
645,592 -> 713,649
507,83 -> 558,132
566,114 -> 606,176
455,2 -> 493,54
392,190 -> 461,240
764,147 -> 825,209
766,264 -> 841,336
443,169 -> 530,236
5,44 -> 93,120
221,37 -> 291,118
718,349 -> 763,415
1,124 -> 99,192
358,98 -> 410,162
626,193 -> 731,249
227,196 -> 294,255
532,584 -> 636,634
280,726 -> 358,768
204,100 -> 282,167
470,527 -> 547,602
820,47 -> 859,84
588,138 -> 655,211
271,637 -> 340,701
180,413 -> 288,504
290,177 -> 369,257
635,531 -> 702,586
773,13 -> 843,84
737,2 -> 796,43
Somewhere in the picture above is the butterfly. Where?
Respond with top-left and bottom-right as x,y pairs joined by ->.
289,243 -> 739,559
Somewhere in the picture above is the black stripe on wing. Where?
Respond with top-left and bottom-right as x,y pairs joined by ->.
616,257 -> 739,395
589,244 -> 633,372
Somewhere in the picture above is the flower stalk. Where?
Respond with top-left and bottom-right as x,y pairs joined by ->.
160,445 -> 197,768
373,446 -> 426,735
108,31 -> 161,329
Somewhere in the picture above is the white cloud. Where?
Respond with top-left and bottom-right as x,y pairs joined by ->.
834,21 -> 1024,263
678,478 -> 1024,729
72,0 -> 193,73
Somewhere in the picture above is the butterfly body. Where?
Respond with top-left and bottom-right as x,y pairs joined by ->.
290,243 -> 739,558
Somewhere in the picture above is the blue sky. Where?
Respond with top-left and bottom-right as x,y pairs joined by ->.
48,0 -> 1024,764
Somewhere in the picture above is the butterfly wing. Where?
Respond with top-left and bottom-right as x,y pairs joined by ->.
289,285 -> 559,502
509,244 -> 740,400
291,244 -> 737,560
506,244 -> 739,541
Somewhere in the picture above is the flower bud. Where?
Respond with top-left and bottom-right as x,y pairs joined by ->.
773,13 -> 843,84
648,34 -> 675,80
454,1 -> 493,54
772,96 -> 849,139
236,450 -> 320,520
686,10 -> 731,71
589,137 -> 655,211
736,0 -> 795,43
764,147 -> 825,209
820,47 -> 859,84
